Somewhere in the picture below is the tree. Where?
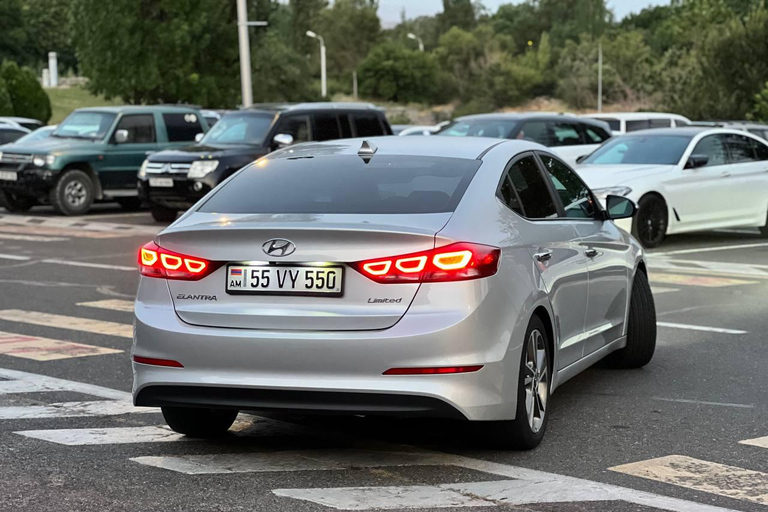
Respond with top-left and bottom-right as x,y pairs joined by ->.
290,0 -> 327,56
20,0 -> 77,72
439,0 -> 476,32
0,79 -> 14,116
0,0 -> 27,64
0,61 -> 51,122
358,43 -> 438,103
252,31 -> 318,102
71,0 -> 241,108
748,81 -> 768,121
317,0 -> 381,79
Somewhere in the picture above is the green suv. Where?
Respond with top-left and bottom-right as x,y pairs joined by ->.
0,106 -> 208,215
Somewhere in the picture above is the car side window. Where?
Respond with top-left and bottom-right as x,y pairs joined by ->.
648,118 -> 672,129
352,113 -> 385,137
539,154 -> 596,219
750,136 -> 768,160
163,113 -> 203,142
517,121 -> 551,146
549,122 -> 582,146
579,124 -> 610,143
274,115 -> 311,143
725,134 -> 757,163
626,120 -> 651,132
313,113 -> 341,141
113,114 -> 156,143
500,155 -> 558,219
691,135 -> 727,166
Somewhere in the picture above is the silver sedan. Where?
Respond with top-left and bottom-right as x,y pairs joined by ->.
132,136 -> 656,449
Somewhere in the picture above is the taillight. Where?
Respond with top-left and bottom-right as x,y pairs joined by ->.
138,241 -> 219,280
351,242 -> 500,284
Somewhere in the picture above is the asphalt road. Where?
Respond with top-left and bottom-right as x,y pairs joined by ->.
0,204 -> 766,512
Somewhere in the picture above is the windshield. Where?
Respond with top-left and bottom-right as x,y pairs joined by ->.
582,135 -> 692,165
199,155 -> 481,214
199,113 -> 274,145
14,126 -> 55,144
438,119 -> 519,139
54,112 -> 116,140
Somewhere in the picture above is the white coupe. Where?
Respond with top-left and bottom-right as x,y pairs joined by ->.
575,127 -> 768,247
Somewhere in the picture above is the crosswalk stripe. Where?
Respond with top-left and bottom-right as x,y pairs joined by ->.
77,300 -> 134,313
0,331 -> 122,360
656,322 -> 747,335
0,233 -> 68,242
649,273 -> 757,288
649,258 -> 768,278
0,310 -> 132,338
0,224 -> 126,239
0,400 -> 156,420
15,426 -> 190,445
40,259 -> 135,272
0,368 -> 130,400
739,436 -> 768,449
652,286 -> 679,295
609,455 -> 768,506
0,214 -> 159,236
131,449 -> 449,475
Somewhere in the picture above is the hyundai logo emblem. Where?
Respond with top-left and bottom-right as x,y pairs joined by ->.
262,238 -> 296,257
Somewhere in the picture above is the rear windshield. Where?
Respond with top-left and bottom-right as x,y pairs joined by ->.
199,155 -> 481,214
582,135 -> 692,165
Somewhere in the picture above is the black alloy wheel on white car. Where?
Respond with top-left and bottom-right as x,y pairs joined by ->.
632,194 -> 668,248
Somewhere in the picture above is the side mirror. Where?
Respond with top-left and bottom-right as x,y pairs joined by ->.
605,195 -> 636,220
684,154 -> 709,169
575,154 -> 588,164
273,133 -> 294,149
114,129 -> 129,144
194,133 -> 204,143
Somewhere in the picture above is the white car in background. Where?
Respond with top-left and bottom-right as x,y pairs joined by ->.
576,127 -> 768,247
398,125 -> 441,136
581,112 -> 691,134
437,113 -> 611,166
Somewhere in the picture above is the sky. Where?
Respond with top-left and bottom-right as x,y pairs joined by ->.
376,0 -> 671,25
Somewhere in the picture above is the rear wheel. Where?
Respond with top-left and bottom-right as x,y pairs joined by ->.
604,270 -> 656,369
482,315 -> 550,450
162,406 -> 238,438
632,194 -> 668,248
0,190 -> 36,213
50,169 -> 94,216
150,205 -> 178,222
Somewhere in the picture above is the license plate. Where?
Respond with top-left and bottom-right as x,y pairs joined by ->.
226,265 -> 343,296
149,177 -> 174,187
0,171 -> 17,181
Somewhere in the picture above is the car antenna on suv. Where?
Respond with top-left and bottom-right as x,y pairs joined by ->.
358,140 -> 377,164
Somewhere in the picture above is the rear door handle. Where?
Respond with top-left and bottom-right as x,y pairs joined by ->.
534,251 -> 553,262
585,249 -> 598,258
721,171 -> 731,178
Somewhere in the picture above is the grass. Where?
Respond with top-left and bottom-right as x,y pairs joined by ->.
46,87 -> 122,124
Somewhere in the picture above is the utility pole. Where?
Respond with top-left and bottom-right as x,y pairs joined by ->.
306,31 -> 327,98
352,71 -> 358,100
597,40 -> 603,113
236,0 -> 268,108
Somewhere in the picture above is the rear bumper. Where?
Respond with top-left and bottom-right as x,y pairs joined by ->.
132,276 -> 523,421
139,177 -> 211,209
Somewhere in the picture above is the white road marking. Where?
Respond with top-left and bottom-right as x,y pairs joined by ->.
656,322 -> 747,334
649,273 -> 757,288
651,286 -> 679,294
740,436 -> 768,449
15,426 -> 190,445
0,368 -> 129,400
0,331 -> 122,361
648,259 -> 768,279
77,299 -> 134,313
0,253 -> 31,261
0,310 -> 133,338
0,214 -> 159,235
652,397 -> 754,409
40,259 -> 135,272
0,400 -> 155,420
0,224 -> 127,239
653,242 -> 768,256
610,455 -> 768,506
0,233 -> 67,242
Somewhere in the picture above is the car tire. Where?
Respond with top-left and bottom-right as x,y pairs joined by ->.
162,406 -> 238,438
481,315 -> 550,450
632,194 -> 668,248
116,197 -> 142,211
0,190 -> 36,213
759,211 -> 768,237
604,269 -> 656,369
150,205 -> 178,223
49,169 -> 94,216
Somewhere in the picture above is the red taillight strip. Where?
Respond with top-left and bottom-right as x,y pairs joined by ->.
383,365 -> 483,375
138,241 -> 220,281
133,355 -> 184,368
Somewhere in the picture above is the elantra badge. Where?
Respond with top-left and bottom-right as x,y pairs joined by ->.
262,238 -> 296,257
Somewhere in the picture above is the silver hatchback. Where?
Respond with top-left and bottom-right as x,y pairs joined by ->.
132,136 -> 656,449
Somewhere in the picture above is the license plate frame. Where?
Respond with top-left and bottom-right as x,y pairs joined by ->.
225,264 -> 345,297
0,171 -> 18,181
149,177 -> 174,188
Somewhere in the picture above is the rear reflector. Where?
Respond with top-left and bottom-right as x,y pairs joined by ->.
383,365 -> 483,375
352,242 -> 500,284
132,355 -> 184,368
139,241 -> 220,281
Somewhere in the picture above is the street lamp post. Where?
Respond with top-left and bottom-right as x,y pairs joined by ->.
306,30 -> 327,98
235,0 -> 267,108
407,33 -> 424,52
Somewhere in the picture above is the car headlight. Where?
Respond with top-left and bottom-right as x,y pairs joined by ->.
188,160 -> 219,179
592,186 -> 632,200
33,156 -> 45,167
45,154 -> 56,166
138,159 -> 149,179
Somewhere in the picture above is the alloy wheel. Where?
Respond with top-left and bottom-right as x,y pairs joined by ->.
64,180 -> 87,207
523,329 -> 548,433
638,200 -> 666,247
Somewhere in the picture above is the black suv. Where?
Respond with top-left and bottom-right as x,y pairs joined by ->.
138,102 -> 392,221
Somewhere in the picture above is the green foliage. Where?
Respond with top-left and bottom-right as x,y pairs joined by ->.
0,79 -> 14,116
0,0 -> 27,64
439,0 -> 476,32
252,31 -> 318,102
318,0 -> 381,78
748,82 -> 768,121
358,43 -> 438,103
20,0 -> 77,72
0,60 -> 51,122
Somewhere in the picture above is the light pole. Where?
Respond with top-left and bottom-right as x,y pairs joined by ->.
236,0 -> 267,107
306,30 -> 327,98
407,33 -> 424,52
597,40 -> 603,113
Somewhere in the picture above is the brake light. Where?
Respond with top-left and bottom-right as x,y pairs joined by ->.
352,242 -> 500,284
138,241 -> 219,280
383,365 -> 483,375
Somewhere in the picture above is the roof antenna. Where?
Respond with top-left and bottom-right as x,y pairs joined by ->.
358,140 -> 377,164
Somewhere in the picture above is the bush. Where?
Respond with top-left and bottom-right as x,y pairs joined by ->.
0,61 -> 52,122
0,79 -> 13,116
358,43 -> 439,104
